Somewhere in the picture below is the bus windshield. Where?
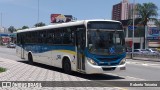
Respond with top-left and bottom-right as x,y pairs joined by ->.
87,21 -> 125,55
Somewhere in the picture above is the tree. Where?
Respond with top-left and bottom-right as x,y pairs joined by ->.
8,26 -> 16,33
22,26 -> 29,29
16,28 -> 23,31
34,22 -> 46,27
135,2 -> 158,49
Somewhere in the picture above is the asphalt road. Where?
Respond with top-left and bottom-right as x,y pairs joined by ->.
116,62 -> 160,81
1,46 -> 160,80
0,46 -> 20,60
1,46 -> 160,90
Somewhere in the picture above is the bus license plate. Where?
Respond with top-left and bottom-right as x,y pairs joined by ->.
120,67 -> 126,70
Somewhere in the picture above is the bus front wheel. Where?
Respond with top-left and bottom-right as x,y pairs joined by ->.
63,58 -> 72,74
28,53 -> 33,65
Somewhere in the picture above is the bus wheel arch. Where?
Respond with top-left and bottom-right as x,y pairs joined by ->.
62,56 -> 72,74
28,52 -> 33,64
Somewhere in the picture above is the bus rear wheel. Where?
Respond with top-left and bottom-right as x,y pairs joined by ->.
63,58 -> 72,74
28,53 -> 33,65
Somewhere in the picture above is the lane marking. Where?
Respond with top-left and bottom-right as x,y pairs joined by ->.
142,64 -> 148,66
126,76 -> 146,81
107,73 -> 146,81
127,61 -> 160,68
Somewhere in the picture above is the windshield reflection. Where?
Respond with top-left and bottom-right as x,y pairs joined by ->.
88,30 -> 125,55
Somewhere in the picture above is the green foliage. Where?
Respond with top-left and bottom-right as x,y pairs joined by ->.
16,26 -> 29,31
0,67 -> 6,73
128,2 -> 158,26
128,2 -> 158,49
135,2 -> 158,26
34,22 -> 46,27
8,26 -> 16,33
22,26 -> 29,29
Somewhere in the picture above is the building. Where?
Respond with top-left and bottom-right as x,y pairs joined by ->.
0,34 -> 10,45
0,27 -> 11,45
120,20 -> 160,49
128,3 -> 139,19
0,27 -> 5,33
112,0 -> 129,20
112,0 -> 140,20
114,1 -> 160,49
147,20 -> 160,48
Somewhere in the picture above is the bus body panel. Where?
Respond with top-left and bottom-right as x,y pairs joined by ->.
16,19 -> 126,74
17,44 -> 78,72
85,59 -> 126,74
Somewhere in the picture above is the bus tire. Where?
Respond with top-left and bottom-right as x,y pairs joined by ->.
28,53 -> 33,65
63,58 -> 72,74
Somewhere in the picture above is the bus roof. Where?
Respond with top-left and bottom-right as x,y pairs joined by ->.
17,19 -> 121,33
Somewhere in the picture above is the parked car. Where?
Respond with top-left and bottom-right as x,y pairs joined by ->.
146,48 -> 159,55
3,43 -> 8,46
133,49 -> 149,54
156,48 -> 160,52
7,43 -> 16,48
126,47 -> 132,52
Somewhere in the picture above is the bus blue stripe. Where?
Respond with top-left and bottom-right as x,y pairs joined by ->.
19,44 -> 76,53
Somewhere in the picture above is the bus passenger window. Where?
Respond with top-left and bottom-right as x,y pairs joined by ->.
63,28 -> 72,45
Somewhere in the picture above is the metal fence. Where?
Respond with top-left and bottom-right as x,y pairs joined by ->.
126,53 -> 160,61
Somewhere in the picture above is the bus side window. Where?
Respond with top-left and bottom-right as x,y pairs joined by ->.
63,28 -> 72,45
17,34 -> 20,44
38,31 -> 43,44
37,30 -> 47,44
54,29 -> 62,44
47,29 -> 54,45
76,27 -> 86,49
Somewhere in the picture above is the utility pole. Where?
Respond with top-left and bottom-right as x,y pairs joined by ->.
131,0 -> 135,59
37,0 -> 39,23
0,13 -> 2,27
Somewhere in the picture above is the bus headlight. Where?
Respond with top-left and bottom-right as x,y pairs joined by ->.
119,58 -> 126,65
87,58 -> 98,65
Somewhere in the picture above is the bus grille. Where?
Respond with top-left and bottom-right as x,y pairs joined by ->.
99,62 -> 119,66
98,58 -> 119,62
98,58 -> 120,66
102,67 -> 116,71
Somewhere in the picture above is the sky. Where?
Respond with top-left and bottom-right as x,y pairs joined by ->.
0,0 -> 160,28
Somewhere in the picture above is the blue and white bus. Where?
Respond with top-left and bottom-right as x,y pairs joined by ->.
16,20 -> 126,74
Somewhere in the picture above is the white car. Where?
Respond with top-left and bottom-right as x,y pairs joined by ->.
7,43 -> 16,48
133,49 -> 149,54
146,48 -> 159,55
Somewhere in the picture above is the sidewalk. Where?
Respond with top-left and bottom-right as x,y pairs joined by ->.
0,57 -> 120,90
0,57 -> 87,81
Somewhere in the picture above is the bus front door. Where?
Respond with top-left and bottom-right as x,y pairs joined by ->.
21,45 -> 25,59
76,28 -> 85,72
20,36 -> 25,59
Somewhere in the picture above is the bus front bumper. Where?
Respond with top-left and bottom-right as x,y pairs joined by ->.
85,60 -> 126,74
